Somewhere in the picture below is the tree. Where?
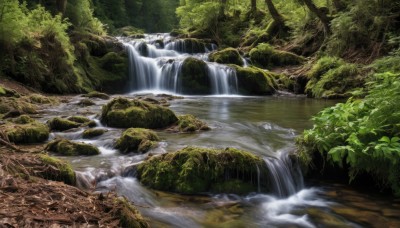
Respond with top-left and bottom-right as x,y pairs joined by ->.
300,0 -> 331,34
264,0 -> 284,26
219,0 -> 227,18
251,0 -> 257,12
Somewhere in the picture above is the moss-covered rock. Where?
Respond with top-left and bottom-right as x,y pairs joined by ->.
101,97 -> 178,129
82,91 -> 110,100
249,43 -> 305,68
0,86 -> 20,98
209,48 -> 244,66
115,128 -> 159,154
180,57 -> 211,94
232,65 -> 277,95
82,128 -> 108,139
137,147 -> 269,194
46,139 -> 100,156
47,117 -> 81,131
1,115 -> 50,144
78,98 -> 96,106
305,57 -> 363,98
25,94 -> 58,104
169,114 -> 210,132
67,116 -> 96,127
113,198 -> 150,228
168,38 -> 206,54
0,97 -> 37,115
38,154 -> 76,185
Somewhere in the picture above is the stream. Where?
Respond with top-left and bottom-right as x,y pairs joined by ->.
39,34 -> 400,227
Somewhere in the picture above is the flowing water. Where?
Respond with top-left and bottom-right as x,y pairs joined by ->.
38,34 -> 400,227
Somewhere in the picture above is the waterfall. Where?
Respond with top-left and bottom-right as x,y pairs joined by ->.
264,153 -> 304,198
120,34 -> 238,95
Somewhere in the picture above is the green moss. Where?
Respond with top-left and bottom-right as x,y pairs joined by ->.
101,97 -> 178,129
46,139 -> 100,156
82,91 -> 110,100
169,114 -> 210,132
67,116 -> 96,127
137,147 -> 269,194
47,117 -> 81,131
82,128 -> 107,139
39,154 -> 76,185
249,43 -> 305,68
115,26 -> 145,38
305,57 -> 363,98
0,86 -> 20,98
26,94 -> 58,104
0,86 -> 5,95
114,198 -> 150,228
209,48 -> 244,66
181,57 -> 210,94
1,117 -> 50,144
232,65 -> 277,95
115,128 -> 159,154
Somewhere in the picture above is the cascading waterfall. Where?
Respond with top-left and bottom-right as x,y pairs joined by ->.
264,153 -> 304,198
120,34 -> 238,95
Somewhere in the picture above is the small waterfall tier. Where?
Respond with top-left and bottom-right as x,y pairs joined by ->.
120,34 -> 238,95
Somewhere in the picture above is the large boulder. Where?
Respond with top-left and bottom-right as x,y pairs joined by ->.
249,43 -> 305,68
209,48 -> 244,66
46,139 -> 100,156
180,57 -> 211,94
1,115 -> 49,144
168,114 -> 210,132
137,147 -> 269,194
101,98 -> 178,129
47,116 -> 95,131
167,38 -> 207,54
232,65 -> 277,95
115,128 -> 159,154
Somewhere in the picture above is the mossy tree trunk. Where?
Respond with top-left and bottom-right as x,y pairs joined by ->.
264,0 -> 284,26
302,0 -> 331,34
332,0 -> 345,12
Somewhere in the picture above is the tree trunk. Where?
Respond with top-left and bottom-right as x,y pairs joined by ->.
264,0 -> 284,25
332,0 -> 345,12
302,0 -> 331,34
251,0 -> 257,12
56,0 -> 67,15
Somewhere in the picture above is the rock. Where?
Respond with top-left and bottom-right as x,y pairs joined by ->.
168,38 -> 206,53
47,117 -> 81,131
0,86 -> 20,98
101,97 -> 178,129
78,98 -> 95,106
168,114 -> 210,132
67,116 -> 96,127
46,139 -> 100,156
115,128 -> 159,153
82,128 -> 108,139
249,43 -> 305,68
25,94 -> 58,104
1,115 -> 49,144
232,65 -> 277,95
209,48 -> 244,66
180,57 -> 211,94
137,147 -> 269,194
82,91 -> 110,100
39,154 -> 76,185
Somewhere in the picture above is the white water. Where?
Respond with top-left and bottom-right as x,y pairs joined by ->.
120,34 -> 238,95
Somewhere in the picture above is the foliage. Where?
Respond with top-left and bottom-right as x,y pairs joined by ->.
298,72 -> 400,195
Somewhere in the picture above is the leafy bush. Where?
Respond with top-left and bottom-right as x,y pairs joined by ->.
298,72 -> 400,195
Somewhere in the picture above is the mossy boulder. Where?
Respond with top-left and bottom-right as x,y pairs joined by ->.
137,147 -> 269,194
180,57 -> 211,94
305,57 -> 363,98
0,97 -> 37,115
25,94 -> 58,104
232,65 -> 277,95
113,198 -> 150,228
38,154 -> 76,185
115,128 -> 159,154
46,139 -> 100,156
168,38 -> 206,53
82,128 -> 108,139
249,43 -> 305,68
0,86 -> 20,98
169,114 -> 210,132
209,48 -> 244,66
78,98 -> 96,106
82,91 -> 110,100
47,117 -> 81,131
101,98 -> 178,129
1,115 -> 49,144
67,116 -> 96,127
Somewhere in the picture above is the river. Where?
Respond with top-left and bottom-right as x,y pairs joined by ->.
39,34 -> 400,227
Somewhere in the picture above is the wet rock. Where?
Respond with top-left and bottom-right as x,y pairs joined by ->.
101,97 -> 178,129
180,57 -> 210,94
47,117 -> 81,131
39,153 -> 76,185
82,91 -> 110,100
137,146 -> 269,194
232,65 -> 277,95
249,43 -> 305,68
67,116 -> 96,127
1,115 -> 49,144
168,114 -> 210,132
115,128 -> 159,153
78,98 -> 95,106
25,94 -> 58,104
82,128 -> 108,139
46,139 -> 100,156
209,48 -> 244,66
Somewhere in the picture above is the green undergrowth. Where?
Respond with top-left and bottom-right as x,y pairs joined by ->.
305,57 -> 364,98
137,146 -> 268,194
297,72 -> 400,196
